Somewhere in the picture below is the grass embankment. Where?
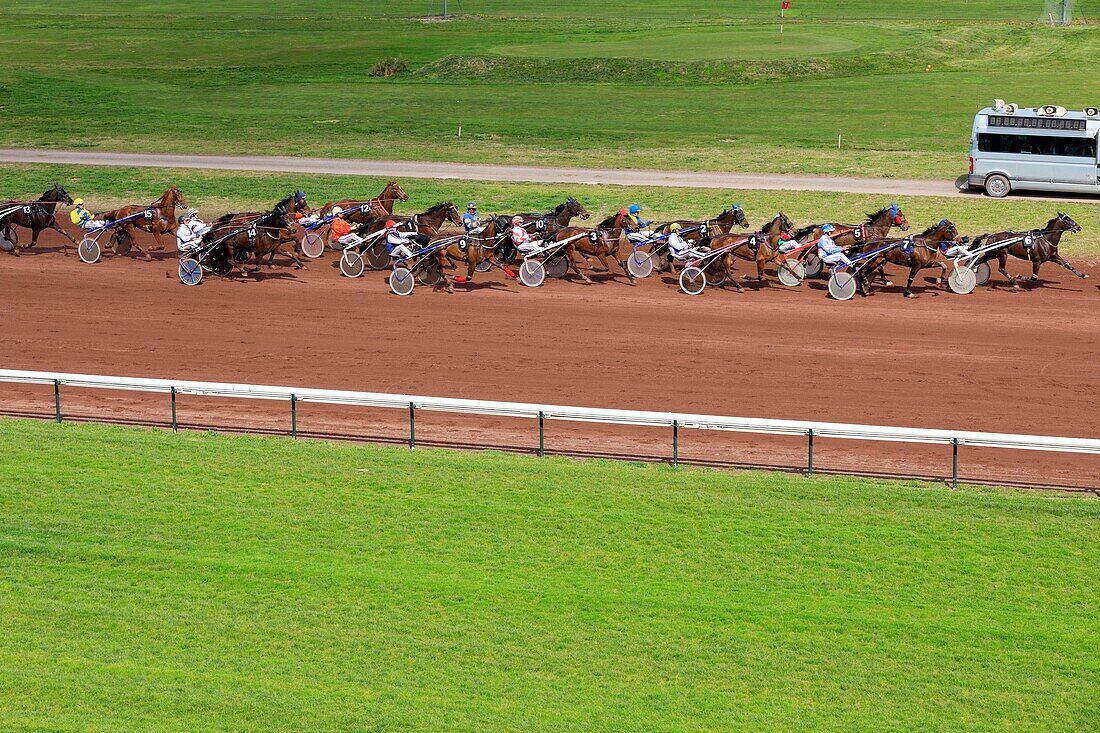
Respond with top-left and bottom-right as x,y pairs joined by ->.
5,163 -> 1100,254
0,418 -> 1098,731
1,2 -> 1097,177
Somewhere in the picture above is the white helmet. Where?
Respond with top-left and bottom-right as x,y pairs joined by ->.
186,208 -> 199,219
331,206 -> 344,215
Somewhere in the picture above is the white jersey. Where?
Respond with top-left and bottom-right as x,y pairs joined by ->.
176,219 -> 210,252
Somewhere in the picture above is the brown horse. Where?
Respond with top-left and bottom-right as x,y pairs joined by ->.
494,197 -> 592,264
646,205 -> 750,273
0,184 -> 77,256
856,219 -> 958,298
542,210 -> 636,283
213,196 -> 301,276
319,180 -> 410,225
706,212 -> 795,288
100,186 -> 189,259
974,213 -> 1085,288
430,218 -> 515,291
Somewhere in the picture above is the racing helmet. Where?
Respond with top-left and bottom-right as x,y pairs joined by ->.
628,204 -> 641,214
467,201 -> 477,210
512,215 -> 523,225
821,224 -> 836,234
385,220 -> 397,228
331,206 -> 344,216
186,208 -> 199,218
669,222 -> 682,231
73,198 -> 84,207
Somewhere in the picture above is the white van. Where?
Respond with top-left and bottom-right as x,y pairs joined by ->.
967,101 -> 1100,197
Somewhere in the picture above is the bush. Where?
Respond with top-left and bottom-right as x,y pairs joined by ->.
370,57 -> 409,77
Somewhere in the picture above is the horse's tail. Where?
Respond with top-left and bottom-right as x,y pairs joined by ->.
970,233 -> 990,249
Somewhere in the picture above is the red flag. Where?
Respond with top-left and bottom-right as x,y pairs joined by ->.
782,1 -> 791,9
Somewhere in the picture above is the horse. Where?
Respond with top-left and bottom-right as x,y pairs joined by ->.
212,197 -> 301,276
493,197 -> 592,265
974,213 -> 1085,288
546,209 -> 637,283
430,218 -> 515,291
0,184 -> 77,256
706,212 -> 795,289
855,219 -> 958,298
645,205 -> 750,273
792,203 -> 910,250
100,185 -> 189,259
319,180 -> 410,225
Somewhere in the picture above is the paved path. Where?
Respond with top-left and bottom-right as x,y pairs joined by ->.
2,148 -> 1096,202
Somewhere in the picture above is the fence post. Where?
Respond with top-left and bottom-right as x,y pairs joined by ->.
409,402 -> 416,449
53,379 -> 61,423
290,394 -> 297,439
538,410 -> 545,457
951,437 -> 959,489
672,420 -> 679,467
170,386 -> 177,432
807,428 -> 814,477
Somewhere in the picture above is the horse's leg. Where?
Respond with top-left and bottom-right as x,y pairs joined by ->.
904,264 -> 919,298
565,246 -> 592,284
126,226 -> 152,261
49,223 -> 77,254
996,251 -> 1017,289
755,254 -> 767,282
1049,253 -> 1088,280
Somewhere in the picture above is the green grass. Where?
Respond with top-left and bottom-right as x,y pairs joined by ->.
5,163 -> 1100,254
0,2 -> 1097,178
1,418 -> 1098,731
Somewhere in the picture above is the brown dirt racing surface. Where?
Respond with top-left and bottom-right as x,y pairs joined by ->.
2,226 -> 1099,489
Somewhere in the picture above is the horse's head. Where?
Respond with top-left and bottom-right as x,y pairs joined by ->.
444,201 -> 463,227
44,183 -> 73,205
170,185 -> 188,210
387,180 -> 410,203
764,211 -> 793,237
722,203 -> 749,229
567,196 -> 590,221
1051,212 -> 1082,235
890,202 -> 909,231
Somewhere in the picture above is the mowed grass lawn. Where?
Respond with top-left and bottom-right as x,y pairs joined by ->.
5,163 -> 1100,253
1,2 -> 1098,177
1,418 -> 1098,731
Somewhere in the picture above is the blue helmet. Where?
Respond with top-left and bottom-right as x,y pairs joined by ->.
821,224 -> 836,234
467,201 -> 477,209
628,204 -> 641,214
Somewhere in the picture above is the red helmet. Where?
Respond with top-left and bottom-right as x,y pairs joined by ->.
385,220 -> 397,228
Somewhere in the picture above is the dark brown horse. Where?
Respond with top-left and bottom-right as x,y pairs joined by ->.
856,219 -> 958,298
0,184 -> 77,255
494,197 -> 592,264
213,196 -> 301,276
707,212 -> 794,288
430,218 -> 515,291
100,186 -> 189,259
974,213 -> 1084,288
653,204 -> 751,240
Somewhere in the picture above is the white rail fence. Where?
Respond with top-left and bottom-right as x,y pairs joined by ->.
2,369 -> 1099,488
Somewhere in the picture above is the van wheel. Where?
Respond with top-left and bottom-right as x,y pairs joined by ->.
984,174 -> 1010,198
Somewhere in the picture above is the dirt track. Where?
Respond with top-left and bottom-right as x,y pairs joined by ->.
2,224 -> 1099,489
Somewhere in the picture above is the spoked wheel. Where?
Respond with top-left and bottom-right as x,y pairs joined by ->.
679,266 -> 706,296
707,267 -> 727,287
519,259 -> 545,288
211,257 -> 233,278
389,267 -> 415,296
78,237 -> 101,264
339,250 -> 365,278
178,258 -> 203,286
112,232 -> 132,256
777,259 -> 805,287
418,259 -> 442,286
803,251 -> 823,278
627,251 -> 654,279
828,271 -> 858,301
0,231 -> 15,252
326,229 -> 340,251
545,254 -> 569,279
301,232 -> 325,259
948,266 -> 977,295
366,241 -> 390,270
974,261 -> 991,286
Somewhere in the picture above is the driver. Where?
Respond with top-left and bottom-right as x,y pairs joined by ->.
624,204 -> 652,244
462,201 -> 486,234
510,215 -> 542,254
385,220 -> 418,260
816,224 -> 854,268
175,208 -> 210,254
70,198 -> 106,231
667,222 -> 709,260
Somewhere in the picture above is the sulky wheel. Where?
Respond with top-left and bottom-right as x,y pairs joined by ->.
78,237 -> 101,264
389,266 -> 415,296
0,231 -> 15,252
178,258 -> 203,286
545,253 -> 569,279
112,231 -> 132,256
777,259 -> 804,287
948,266 -> 976,295
339,250 -> 365,278
627,251 -> 654,279
679,266 -> 706,296
973,261 -> 990,286
475,259 -> 492,273
301,232 -> 325,259
518,259 -> 545,288
803,250 -> 823,278
418,259 -> 442,286
828,271 -> 858,301
366,241 -> 390,270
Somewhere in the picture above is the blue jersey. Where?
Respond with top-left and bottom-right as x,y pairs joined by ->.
462,212 -> 480,231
